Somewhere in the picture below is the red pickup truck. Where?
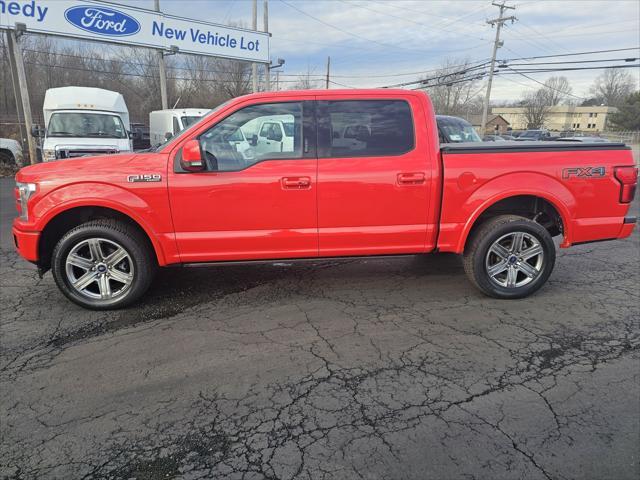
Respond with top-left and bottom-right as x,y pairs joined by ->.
13,90 -> 637,309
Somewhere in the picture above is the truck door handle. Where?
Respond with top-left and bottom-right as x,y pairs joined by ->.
397,172 -> 425,185
282,176 -> 311,189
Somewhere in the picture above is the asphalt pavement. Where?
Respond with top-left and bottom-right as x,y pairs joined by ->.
1,175 -> 639,479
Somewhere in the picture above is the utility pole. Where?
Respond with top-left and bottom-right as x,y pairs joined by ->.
252,0 -> 258,92
154,0 -> 168,109
480,1 -> 516,135
8,26 -> 37,164
263,0 -> 270,91
325,56 -> 331,89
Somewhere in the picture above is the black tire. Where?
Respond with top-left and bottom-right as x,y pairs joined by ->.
51,219 -> 156,309
463,215 -> 556,299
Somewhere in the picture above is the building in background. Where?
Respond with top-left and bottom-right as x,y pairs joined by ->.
491,105 -> 616,132
467,114 -> 510,134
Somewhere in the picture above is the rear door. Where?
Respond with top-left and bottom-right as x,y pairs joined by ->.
317,95 -> 434,256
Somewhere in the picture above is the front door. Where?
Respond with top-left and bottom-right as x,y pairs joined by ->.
317,97 -> 432,256
168,100 -> 318,263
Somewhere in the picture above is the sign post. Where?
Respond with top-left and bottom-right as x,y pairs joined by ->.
6,26 -> 37,164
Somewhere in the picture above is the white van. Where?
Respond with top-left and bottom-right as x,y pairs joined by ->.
149,109 -> 210,147
39,87 -> 132,161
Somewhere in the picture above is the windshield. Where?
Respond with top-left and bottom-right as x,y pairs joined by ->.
438,119 -> 482,143
48,112 -> 127,139
181,116 -> 203,128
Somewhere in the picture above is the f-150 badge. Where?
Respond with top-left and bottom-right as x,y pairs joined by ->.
127,174 -> 162,183
562,167 -> 605,179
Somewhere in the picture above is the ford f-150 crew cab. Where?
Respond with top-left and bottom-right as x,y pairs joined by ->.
12,90 -> 638,309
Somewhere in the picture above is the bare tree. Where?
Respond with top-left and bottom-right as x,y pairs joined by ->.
421,58 -> 484,117
520,89 -> 551,129
541,76 -> 572,106
589,68 -> 636,107
291,66 -> 321,90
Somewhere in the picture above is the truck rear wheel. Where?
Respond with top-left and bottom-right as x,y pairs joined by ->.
463,215 -> 555,299
51,220 -> 156,309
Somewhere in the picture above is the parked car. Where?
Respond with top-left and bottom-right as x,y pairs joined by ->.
130,123 -> 150,150
483,135 -> 506,142
436,115 -> 482,143
12,89 -> 637,309
516,129 -> 554,141
0,138 -> 23,165
500,134 -> 518,141
557,136 -> 608,143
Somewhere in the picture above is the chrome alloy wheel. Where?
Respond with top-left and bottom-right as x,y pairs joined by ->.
485,231 -> 544,288
64,238 -> 134,300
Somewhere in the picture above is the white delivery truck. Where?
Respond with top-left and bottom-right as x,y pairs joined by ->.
37,87 -> 132,162
149,109 -> 210,147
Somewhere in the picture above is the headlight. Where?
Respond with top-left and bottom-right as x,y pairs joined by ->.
15,182 -> 37,221
42,149 -> 56,161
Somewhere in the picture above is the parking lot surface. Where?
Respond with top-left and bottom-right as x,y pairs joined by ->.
1,176 -> 638,479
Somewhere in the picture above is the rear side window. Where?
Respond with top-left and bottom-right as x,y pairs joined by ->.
319,100 -> 414,157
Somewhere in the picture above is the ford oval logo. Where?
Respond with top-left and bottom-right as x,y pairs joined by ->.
64,6 -> 140,37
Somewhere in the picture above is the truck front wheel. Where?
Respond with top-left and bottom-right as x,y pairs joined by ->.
51,220 -> 156,309
463,215 -> 556,299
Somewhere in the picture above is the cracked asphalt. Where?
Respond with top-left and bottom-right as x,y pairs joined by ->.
1,176 -> 638,479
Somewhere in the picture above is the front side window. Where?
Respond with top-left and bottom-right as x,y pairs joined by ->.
199,102 -> 303,172
48,112 -> 127,139
321,100 -> 414,157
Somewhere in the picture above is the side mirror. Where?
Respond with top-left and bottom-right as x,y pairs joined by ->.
128,131 -> 134,139
180,139 -> 205,172
165,132 -> 173,140
250,134 -> 258,146
31,124 -> 43,138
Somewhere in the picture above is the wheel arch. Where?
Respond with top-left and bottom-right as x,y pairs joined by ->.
38,205 -> 165,272
459,191 -> 572,253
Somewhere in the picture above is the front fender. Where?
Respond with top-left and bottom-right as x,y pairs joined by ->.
30,182 -> 175,265
439,172 -> 576,253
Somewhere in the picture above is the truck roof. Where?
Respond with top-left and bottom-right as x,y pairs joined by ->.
233,89 -> 425,101
43,87 -> 127,114
150,108 -> 211,116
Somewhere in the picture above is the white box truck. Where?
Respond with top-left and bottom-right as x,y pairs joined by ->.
149,109 -> 210,147
37,87 -> 132,161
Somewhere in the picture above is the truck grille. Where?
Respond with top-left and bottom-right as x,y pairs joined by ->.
57,148 -> 119,159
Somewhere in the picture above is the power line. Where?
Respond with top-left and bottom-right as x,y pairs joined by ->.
335,0 -> 488,42
502,46 -> 640,62
278,0 -> 434,53
503,57 -> 639,67
504,67 -> 585,100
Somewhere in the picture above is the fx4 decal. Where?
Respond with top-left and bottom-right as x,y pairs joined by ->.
127,174 -> 162,183
562,166 -> 605,179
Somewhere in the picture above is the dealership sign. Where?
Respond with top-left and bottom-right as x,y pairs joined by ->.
0,0 -> 270,62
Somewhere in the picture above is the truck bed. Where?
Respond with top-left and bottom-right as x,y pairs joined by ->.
441,141 -> 629,153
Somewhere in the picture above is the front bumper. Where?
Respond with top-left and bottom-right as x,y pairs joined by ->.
12,225 -> 40,262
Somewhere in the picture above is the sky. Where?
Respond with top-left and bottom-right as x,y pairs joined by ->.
120,0 -> 640,100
